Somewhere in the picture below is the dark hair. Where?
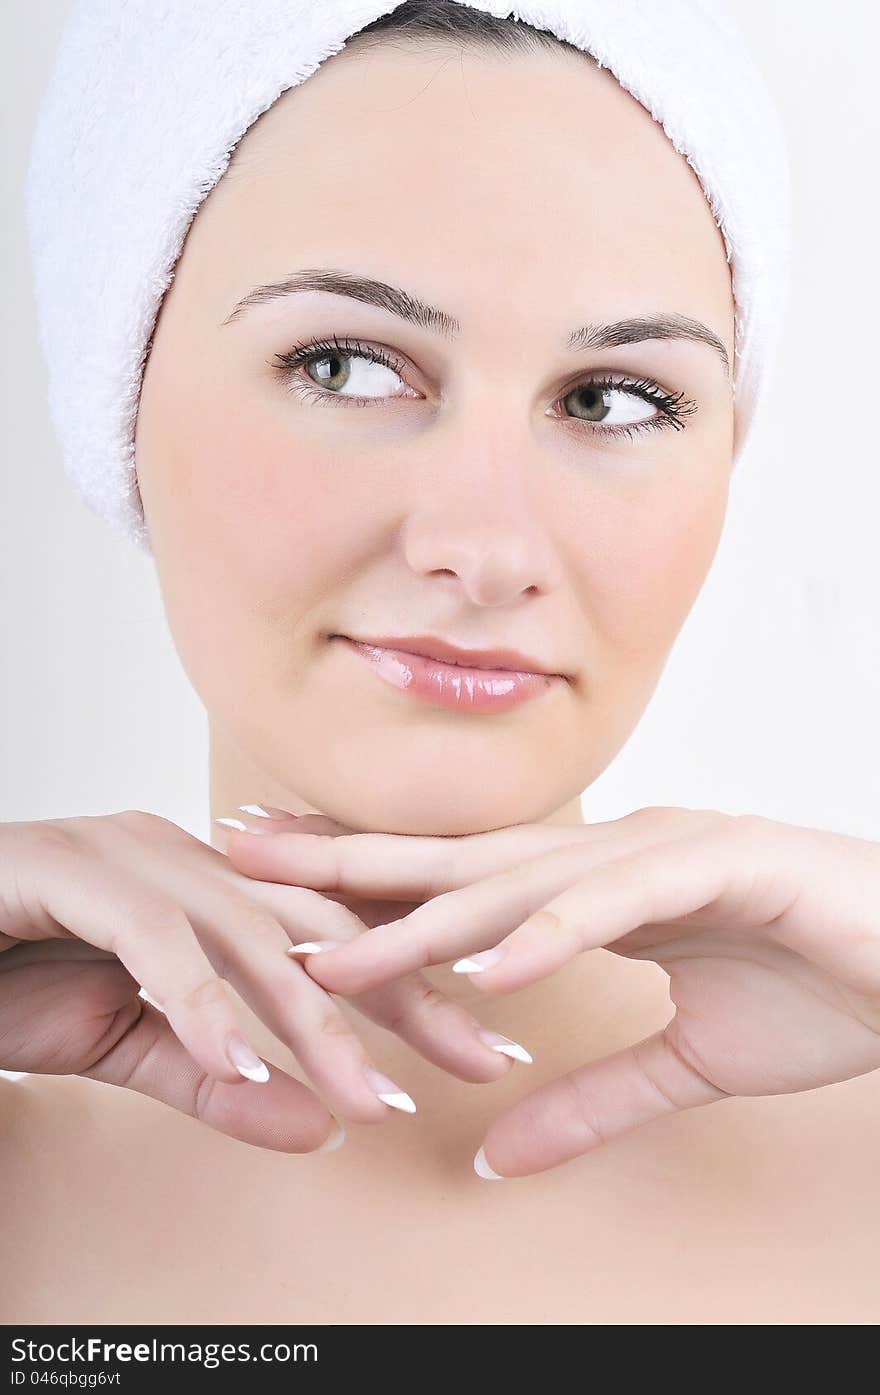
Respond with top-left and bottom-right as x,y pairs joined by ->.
345,0 -> 595,65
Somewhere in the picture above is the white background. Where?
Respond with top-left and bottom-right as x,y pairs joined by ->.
3,0 -> 878,855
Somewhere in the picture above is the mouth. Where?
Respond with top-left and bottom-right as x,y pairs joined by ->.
339,633 -> 566,676
330,634 -> 569,714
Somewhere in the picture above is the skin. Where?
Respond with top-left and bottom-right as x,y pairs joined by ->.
134,37 -> 736,852
8,40 -> 880,1327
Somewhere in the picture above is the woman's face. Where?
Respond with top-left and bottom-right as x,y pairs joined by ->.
135,39 -> 735,835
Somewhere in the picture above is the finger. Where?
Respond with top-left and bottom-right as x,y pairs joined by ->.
218,812 -> 663,900
473,1025 -> 730,1179
157,816 -> 530,1095
200,905 -> 419,1123
345,976 -> 534,1083
458,831 -> 743,995
229,895 -> 530,1087
225,809 -> 354,837
79,998 -> 342,1154
154,872 -> 423,1125
102,824 -> 424,1120
199,833 -> 534,1084
298,823 -> 714,995
23,833 -> 277,1088
185,865 -> 525,1099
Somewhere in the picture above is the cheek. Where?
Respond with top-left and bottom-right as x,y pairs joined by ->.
572,471 -> 727,664
141,395 -> 379,699
161,393 -> 380,596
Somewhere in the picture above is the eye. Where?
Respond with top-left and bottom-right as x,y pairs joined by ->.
550,374 -> 698,441
272,335 -> 416,407
271,335 -> 697,440
560,380 -> 662,428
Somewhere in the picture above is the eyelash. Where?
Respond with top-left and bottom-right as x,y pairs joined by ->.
270,333 -> 697,442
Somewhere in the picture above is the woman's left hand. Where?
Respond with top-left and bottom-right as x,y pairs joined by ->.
224,807 -> 880,1177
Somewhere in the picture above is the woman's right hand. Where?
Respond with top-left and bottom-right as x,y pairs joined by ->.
0,811 -> 515,1153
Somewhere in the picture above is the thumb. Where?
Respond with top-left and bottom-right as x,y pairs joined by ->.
80,998 -> 340,1154
475,1026 -> 731,1179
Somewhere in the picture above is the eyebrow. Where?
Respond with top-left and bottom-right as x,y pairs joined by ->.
222,267 -> 731,377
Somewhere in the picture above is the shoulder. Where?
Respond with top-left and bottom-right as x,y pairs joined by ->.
0,1074 -> 94,1203
0,1073 -> 110,1236
0,1074 -> 110,1321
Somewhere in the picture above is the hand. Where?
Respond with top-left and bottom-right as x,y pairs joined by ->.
223,807 -> 880,1176
0,811 -> 519,1155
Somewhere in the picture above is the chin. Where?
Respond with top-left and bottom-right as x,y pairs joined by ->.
299,775 -> 569,837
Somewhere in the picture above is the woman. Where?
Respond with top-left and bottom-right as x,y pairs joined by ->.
3,0 -> 879,1324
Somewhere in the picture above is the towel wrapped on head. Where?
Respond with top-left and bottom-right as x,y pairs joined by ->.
24,0 -> 792,556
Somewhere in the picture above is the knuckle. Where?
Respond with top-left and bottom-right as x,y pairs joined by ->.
193,1069 -> 220,1124
110,809 -> 178,839
629,805 -> 686,825
177,973 -> 229,1016
82,999 -> 157,1089
17,820 -> 80,860
415,847 -> 459,903
631,1039 -> 684,1112
217,898 -> 289,962
631,805 -> 724,834
258,886 -> 363,940
630,803 -> 700,831
498,860 -> 536,889
120,887 -> 183,934
314,1005 -> 355,1042
560,1071 -> 608,1150
731,812 -> 773,838
694,811 -> 769,855
385,980 -> 447,1035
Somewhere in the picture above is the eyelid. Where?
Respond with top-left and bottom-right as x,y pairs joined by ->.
271,334 -> 698,439
273,336 -> 685,401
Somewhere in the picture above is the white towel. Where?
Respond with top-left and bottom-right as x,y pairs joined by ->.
24,0 -> 791,556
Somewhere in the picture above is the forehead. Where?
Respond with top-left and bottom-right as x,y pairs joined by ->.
201,41 -> 732,335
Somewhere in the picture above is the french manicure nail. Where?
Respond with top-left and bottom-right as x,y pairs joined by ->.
477,1028 -> 533,1064
287,941 -> 342,956
473,1145 -> 505,1180
452,948 -> 505,974
238,804 -> 284,818
315,1118 -> 346,1153
214,817 -> 270,835
364,1065 -> 416,1114
226,1032 -> 270,1082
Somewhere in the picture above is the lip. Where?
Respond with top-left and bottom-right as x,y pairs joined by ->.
342,633 -> 563,676
332,635 -> 567,714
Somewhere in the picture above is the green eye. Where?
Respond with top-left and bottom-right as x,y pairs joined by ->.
272,334 -> 697,441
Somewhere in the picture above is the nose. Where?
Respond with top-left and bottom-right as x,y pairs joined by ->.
400,444 -> 564,607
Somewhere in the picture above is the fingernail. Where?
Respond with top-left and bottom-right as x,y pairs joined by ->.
315,1117 -> 346,1153
287,941 -> 342,956
214,817 -> 270,835
477,1028 -> 533,1064
452,948 -> 505,974
226,1032 -> 270,1082
473,1145 -> 505,1181
238,804 -> 283,818
364,1065 -> 416,1114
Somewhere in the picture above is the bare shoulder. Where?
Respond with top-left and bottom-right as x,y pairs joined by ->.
0,1074 -> 93,1199
0,1074 -> 120,1244
1,1073 -> 83,1149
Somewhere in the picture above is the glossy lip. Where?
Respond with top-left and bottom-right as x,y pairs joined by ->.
336,633 -> 567,678
331,635 -> 568,714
